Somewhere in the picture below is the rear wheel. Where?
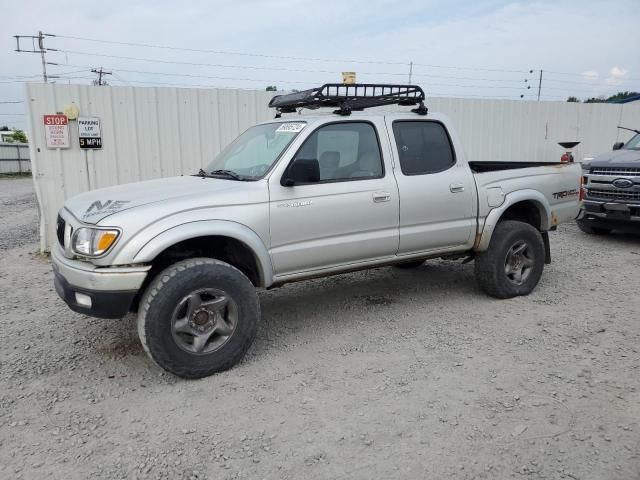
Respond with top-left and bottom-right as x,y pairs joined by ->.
137,258 -> 259,379
474,220 -> 545,299
576,219 -> 611,235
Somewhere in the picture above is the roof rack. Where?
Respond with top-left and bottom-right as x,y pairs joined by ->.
268,83 -> 427,117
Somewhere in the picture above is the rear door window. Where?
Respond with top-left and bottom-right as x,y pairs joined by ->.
392,121 -> 455,175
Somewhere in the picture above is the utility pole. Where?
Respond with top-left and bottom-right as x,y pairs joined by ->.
537,69 -> 543,101
91,67 -> 112,86
408,61 -> 413,84
14,31 -> 58,83
38,31 -> 47,83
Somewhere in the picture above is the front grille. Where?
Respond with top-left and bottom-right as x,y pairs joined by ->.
586,188 -> 640,202
590,167 -> 640,176
56,215 -> 65,247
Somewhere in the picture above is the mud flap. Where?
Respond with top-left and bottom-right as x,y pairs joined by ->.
541,231 -> 551,264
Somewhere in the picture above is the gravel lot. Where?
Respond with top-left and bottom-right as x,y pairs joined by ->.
1,176 -> 639,480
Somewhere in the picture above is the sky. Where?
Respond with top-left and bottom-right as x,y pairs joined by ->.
2,0 -> 639,131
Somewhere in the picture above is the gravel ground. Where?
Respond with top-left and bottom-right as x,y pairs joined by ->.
0,177 -> 639,480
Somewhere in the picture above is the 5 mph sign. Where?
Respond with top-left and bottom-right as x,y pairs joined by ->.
78,116 -> 102,149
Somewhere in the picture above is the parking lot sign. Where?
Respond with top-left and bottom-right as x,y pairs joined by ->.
78,116 -> 102,149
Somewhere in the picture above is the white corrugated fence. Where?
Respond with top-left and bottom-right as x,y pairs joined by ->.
25,83 -> 640,251
0,143 -> 31,174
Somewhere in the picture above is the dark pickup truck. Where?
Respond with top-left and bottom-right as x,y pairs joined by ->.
579,127 -> 640,234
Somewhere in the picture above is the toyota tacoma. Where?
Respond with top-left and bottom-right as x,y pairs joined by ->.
52,84 -> 581,378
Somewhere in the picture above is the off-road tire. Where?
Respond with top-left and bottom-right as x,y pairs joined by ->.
474,220 -> 545,299
137,258 -> 259,379
576,219 -> 611,235
393,260 -> 425,269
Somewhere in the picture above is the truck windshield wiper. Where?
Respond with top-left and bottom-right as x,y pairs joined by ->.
209,169 -> 247,181
618,126 -> 640,135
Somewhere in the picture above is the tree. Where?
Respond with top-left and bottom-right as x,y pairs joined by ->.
265,86 -> 278,92
567,91 -> 640,103
606,91 -> 640,102
10,129 -> 28,143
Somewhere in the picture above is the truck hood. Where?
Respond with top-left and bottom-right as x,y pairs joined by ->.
65,176 -> 260,224
586,149 -> 640,169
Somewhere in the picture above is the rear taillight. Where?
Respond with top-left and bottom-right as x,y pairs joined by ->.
579,175 -> 587,201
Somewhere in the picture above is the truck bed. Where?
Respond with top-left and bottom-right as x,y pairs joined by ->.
469,161 -> 566,173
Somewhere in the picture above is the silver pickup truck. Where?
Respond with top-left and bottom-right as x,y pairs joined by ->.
52,84 -> 581,378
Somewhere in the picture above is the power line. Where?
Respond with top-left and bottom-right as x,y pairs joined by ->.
51,38 -> 638,90
58,61 -> 540,88
45,61 -> 604,98
0,75 -> 93,84
52,33 -> 543,75
0,74 -> 42,80
54,62 -> 541,96
52,34 -> 409,66
56,63 -> 331,85
410,72 -> 532,84
54,49 -> 397,76
54,50 -> 634,94
412,62 -> 529,74
546,69 -> 640,81
53,62 -> 540,96
37,31 -> 640,98
11,32 -> 635,100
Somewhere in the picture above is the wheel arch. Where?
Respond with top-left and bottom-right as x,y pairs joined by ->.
132,220 -> 273,288
475,190 -> 551,252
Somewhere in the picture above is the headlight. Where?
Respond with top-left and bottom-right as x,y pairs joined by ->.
72,228 -> 120,256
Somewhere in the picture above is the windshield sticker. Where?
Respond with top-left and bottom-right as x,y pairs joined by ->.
276,123 -> 306,133
82,200 -> 130,220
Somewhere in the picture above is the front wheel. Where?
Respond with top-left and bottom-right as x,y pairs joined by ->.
137,258 -> 260,379
474,220 -> 545,299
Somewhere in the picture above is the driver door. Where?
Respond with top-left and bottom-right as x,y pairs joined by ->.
268,120 -> 400,277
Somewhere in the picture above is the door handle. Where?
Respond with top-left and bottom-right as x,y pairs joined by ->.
373,191 -> 391,203
450,183 -> 465,193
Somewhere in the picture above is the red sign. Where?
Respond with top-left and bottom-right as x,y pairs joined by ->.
43,114 -> 70,148
43,114 -> 68,126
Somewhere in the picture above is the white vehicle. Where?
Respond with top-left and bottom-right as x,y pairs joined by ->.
52,84 -> 581,378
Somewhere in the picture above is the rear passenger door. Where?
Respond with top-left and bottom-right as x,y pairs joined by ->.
387,119 -> 476,254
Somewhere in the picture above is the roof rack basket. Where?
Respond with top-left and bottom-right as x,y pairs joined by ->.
268,83 -> 427,117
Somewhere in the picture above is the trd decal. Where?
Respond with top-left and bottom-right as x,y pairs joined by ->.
552,189 -> 579,200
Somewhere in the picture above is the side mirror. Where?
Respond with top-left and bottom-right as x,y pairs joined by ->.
283,158 -> 320,186
613,142 -> 624,151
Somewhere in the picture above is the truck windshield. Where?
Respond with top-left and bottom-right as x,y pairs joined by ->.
204,122 -> 306,180
623,134 -> 640,150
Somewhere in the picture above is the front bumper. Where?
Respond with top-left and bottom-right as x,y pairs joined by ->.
580,200 -> 640,231
51,246 -> 150,319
